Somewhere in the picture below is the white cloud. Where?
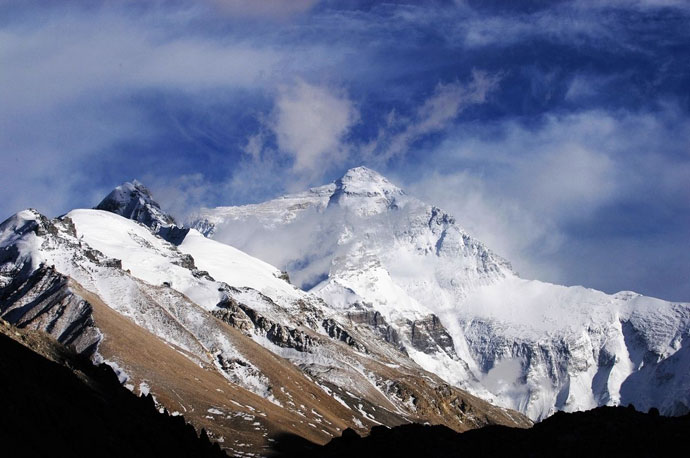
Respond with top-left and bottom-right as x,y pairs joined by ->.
0,18 -> 287,116
523,144 -> 616,218
224,80 -> 359,199
370,70 -> 500,162
144,173 -> 216,224
207,0 -> 321,18
452,0 -> 690,51
272,80 -> 359,176
578,0 -> 690,9
456,12 -> 611,49
0,5 -> 346,218
211,205 -> 347,289
416,71 -> 496,131
0,96 -> 154,218
408,170 -> 565,281
407,107 -> 690,290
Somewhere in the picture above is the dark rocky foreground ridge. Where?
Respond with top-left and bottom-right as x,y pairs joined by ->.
0,319 -> 227,458
271,406 -> 690,458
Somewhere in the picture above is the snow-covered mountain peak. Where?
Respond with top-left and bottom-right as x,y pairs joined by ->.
95,180 -> 175,230
189,167 -> 690,421
336,166 -> 401,194
0,208 -> 40,237
328,166 -> 405,215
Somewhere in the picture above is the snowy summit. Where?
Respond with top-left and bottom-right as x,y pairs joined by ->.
95,180 -> 176,229
328,166 -> 405,215
192,166 -> 690,421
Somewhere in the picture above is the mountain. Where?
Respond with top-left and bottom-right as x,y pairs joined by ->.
95,179 -> 176,229
0,183 -> 530,456
191,166 -> 690,421
0,318 -> 227,458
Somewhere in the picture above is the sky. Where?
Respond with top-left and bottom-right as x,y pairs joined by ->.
1,0 -> 689,301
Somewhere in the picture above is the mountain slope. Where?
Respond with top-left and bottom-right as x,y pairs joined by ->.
0,318 -> 227,458
191,166 -> 690,421
0,187 -> 530,455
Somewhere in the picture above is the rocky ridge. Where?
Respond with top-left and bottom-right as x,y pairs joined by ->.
0,183 -> 531,456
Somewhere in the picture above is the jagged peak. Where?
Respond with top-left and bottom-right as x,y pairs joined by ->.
114,180 -> 153,200
0,209 -> 44,247
328,167 -> 405,215
335,166 -> 403,196
95,180 -> 176,229
341,165 -> 382,179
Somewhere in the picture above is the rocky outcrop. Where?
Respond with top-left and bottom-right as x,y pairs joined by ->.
277,270 -> 291,283
0,265 -> 101,356
406,314 -> 457,358
95,180 -> 176,229
213,291 -> 369,354
157,225 -> 190,246
347,310 -> 404,352
169,252 -> 213,281
322,318 -> 368,353
192,219 -> 216,237
213,296 -> 318,352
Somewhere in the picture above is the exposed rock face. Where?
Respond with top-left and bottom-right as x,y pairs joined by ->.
157,225 -> 191,246
213,296 -> 318,353
321,318 -> 367,353
0,213 -> 106,356
213,291 -> 370,354
347,309 -> 404,351
277,270 -> 291,283
95,180 -> 176,229
0,265 -> 101,356
406,314 -> 457,358
193,219 -> 216,238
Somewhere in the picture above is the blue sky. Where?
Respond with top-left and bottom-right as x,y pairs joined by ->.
1,0 -> 689,300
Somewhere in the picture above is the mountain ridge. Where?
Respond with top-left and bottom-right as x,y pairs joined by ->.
0,178 -> 531,455
191,166 -> 690,421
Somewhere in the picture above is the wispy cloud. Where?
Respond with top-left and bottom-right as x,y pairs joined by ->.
364,70 -> 500,163
0,4 -> 348,217
273,80 -> 359,176
213,79 -> 359,202
206,0 -> 321,19
231,71 -> 497,193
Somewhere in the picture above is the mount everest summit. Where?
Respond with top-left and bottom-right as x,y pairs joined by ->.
192,166 -> 690,421
0,167 -> 688,455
